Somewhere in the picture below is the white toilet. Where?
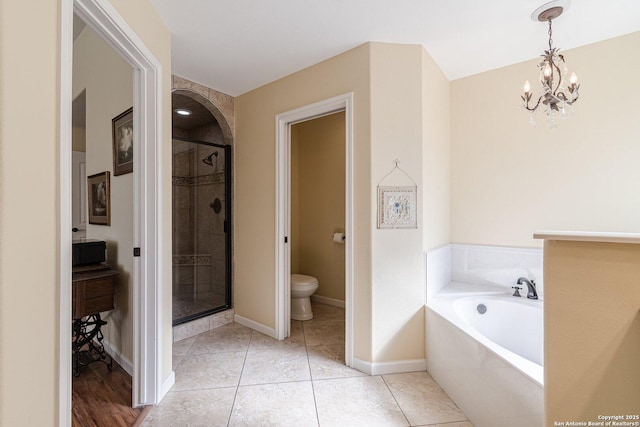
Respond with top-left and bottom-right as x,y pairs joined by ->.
291,274 -> 319,321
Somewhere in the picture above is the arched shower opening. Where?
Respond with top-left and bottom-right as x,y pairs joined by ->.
171,90 -> 233,325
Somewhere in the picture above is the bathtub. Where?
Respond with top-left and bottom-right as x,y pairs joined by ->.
426,282 -> 544,427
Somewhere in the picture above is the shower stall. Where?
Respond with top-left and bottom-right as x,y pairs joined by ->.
172,138 -> 231,325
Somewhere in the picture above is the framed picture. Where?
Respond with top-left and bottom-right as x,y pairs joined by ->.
87,171 -> 111,225
112,107 -> 133,176
377,186 -> 417,229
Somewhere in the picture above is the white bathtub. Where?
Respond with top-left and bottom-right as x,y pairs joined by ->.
454,295 -> 543,379
426,282 -> 544,427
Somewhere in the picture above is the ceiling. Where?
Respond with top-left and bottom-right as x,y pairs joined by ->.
172,93 -> 216,130
149,0 -> 640,96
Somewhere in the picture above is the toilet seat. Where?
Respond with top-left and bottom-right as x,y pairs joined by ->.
291,274 -> 318,291
292,274 -> 318,285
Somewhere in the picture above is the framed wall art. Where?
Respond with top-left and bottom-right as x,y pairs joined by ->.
112,107 -> 133,176
377,186 -> 417,229
87,171 -> 111,225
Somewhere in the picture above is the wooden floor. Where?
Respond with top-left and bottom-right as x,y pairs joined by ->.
72,358 -> 144,427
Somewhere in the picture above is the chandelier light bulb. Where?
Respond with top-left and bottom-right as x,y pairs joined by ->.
543,63 -> 552,78
570,72 -> 578,84
524,80 -> 531,94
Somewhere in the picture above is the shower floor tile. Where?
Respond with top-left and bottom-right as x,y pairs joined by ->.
172,291 -> 226,320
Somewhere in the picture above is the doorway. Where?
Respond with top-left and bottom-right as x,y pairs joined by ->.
290,112 -> 346,308
60,1 -> 164,423
275,93 -> 354,367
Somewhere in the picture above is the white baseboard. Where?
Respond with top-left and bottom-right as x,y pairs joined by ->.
160,371 -> 175,402
311,295 -> 345,309
352,357 -> 372,375
234,314 -> 277,339
101,338 -> 133,376
352,357 -> 426,376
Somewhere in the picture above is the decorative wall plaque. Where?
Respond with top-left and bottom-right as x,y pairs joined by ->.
377,186 -> 417,229
376,159 -> 418,229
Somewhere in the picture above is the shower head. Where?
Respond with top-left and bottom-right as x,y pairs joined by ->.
202,151 -> 218,166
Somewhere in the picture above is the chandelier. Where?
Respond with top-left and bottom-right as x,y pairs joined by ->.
522,1 -> 580,126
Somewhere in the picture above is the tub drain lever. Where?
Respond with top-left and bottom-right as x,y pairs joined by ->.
511,286 -> 522,297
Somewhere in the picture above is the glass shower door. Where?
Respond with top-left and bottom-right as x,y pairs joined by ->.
172,138 -> 231,325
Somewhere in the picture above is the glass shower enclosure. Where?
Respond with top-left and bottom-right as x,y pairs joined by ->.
172,137 -> 231,325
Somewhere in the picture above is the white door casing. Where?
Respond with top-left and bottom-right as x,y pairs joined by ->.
60,1 -> 165,425
275,93 -> 354,366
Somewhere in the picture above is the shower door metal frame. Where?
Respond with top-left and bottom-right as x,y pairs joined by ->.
172,137 -> 232,325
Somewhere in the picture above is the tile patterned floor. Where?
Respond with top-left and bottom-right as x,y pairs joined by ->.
143,302 -> 473,427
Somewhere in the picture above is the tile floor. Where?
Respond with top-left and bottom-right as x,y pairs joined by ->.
143,302 -> 473,427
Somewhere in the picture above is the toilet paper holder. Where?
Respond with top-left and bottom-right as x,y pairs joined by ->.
332,232 -> 346,244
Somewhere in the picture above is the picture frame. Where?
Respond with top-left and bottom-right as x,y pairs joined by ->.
377,186 -> 417,229
87,171 -> 111,226
112,107 -> 133,176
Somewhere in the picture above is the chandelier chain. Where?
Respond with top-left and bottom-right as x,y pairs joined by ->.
548,19 -> 553,51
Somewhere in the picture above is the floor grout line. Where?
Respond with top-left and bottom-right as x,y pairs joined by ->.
225,330 -> 252,427
302,318 -> 322,427
380,374 -> 412,426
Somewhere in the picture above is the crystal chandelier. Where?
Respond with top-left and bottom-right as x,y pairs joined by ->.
522,1 -> 580,126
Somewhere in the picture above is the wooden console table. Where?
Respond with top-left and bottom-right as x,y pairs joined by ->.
72,263 -> 118,376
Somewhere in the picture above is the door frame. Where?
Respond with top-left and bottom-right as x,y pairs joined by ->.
274,93 -> 354,366
60,0 -> 164,424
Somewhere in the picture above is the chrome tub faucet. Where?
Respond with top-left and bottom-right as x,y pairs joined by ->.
516,277 -> 539,300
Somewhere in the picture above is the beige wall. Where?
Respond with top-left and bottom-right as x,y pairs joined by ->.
544,239 -> 640,424
370,43 -> 425,362
0,1 -> 60,424
73,25 -> 135,362
236,42 -> 442,364
422,49 -> 450,251
72,126 -> 86,152
451,32 -> 640,248
0,1 -> 171,424
235,43 -> 373,360
291,112 -> 346,302
291,125 -> 300,274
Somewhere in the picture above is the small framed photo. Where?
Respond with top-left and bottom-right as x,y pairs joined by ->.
112,107 -> 133,176
377,186 -> 417,229
88,171 -> 111,226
